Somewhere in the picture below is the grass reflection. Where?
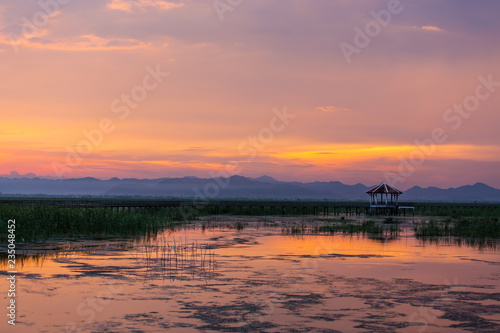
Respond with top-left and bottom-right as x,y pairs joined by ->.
132,236 -> 216,282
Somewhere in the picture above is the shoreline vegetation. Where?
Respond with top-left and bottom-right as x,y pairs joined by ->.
0,206 -> 191,241
414,217 -> 500,238
0,199 -> 499,242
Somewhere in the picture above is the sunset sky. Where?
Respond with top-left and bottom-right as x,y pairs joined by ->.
1,0 -> 499,189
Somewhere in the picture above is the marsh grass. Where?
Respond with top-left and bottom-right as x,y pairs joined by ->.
414,217 -> 500,238
314,220 -> 399,235
415,204 -> 500,218
312,217 -> 355,223
281,223 -> 308,234
281,220 -> 400,236
234,221 -> 246,230
0,205 -> 195,241
134,236 -> 216,281
187,201 -> 500,218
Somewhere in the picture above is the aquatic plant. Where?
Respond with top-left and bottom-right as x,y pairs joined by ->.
280,220 -> 399,236
415,204 -> 500,218
414,217 -> 500,238
312,217 -> 355,223
134,236 -> 216,281
0,205 -> 195,241
234,221 -> 246,230
313,221 -> 398,235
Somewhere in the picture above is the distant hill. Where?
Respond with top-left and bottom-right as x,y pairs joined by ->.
1,176 -> 500,202
404,183 -> 500,202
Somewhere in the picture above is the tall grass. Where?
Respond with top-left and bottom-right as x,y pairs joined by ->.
415,204 -> 500,218
134,237 -> 216,282
414,217 -> 500,238
281,220 -> 400,236
314,220 -> 399,235
184,201 -> 500,218
0,205 -> 195,241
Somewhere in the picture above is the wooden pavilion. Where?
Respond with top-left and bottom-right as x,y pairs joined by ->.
366,182 -> 409,215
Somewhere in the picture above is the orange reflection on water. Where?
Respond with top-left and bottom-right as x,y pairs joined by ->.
1,225 -> 499,332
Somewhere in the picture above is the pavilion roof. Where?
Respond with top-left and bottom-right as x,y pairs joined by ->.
366,182 -> 402,195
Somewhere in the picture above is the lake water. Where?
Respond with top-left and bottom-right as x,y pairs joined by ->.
2,217 -> 500,332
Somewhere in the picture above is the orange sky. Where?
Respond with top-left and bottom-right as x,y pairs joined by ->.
1,1 -> 500,189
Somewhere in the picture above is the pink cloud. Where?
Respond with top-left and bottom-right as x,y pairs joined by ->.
107,0 -> 184,13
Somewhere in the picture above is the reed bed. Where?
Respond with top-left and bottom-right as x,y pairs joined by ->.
417,236 -> 500,250
414,217 -> 500,238
415,205 -> 500,218
281,220 -> 400,236
0,205 -> 195,241
133,236 -> 216,281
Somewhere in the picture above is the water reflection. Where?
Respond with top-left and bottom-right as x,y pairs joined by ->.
2,222 -> 500,332
2,222 -> 499,274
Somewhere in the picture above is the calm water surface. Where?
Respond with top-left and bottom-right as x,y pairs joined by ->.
1,220 -> 500,332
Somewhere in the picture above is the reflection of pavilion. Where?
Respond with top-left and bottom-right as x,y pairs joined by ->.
366,183 -> 414,215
